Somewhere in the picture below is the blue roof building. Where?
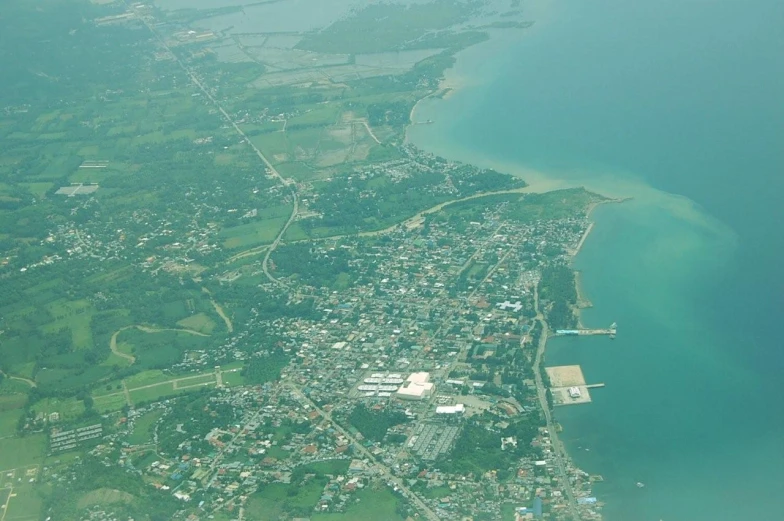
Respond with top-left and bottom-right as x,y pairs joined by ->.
533,496 -> 543,518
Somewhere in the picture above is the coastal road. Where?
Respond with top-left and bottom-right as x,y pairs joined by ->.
533,286 -> 581,521
285,383 -> 442,521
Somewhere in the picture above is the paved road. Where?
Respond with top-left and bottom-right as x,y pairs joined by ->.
128,2 -> 298,289
532,286 -> 581,521
285,384 -> 442,521
260,193 -> 299,288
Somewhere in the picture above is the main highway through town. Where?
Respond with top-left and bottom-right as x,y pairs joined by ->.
285,383 -> 442,521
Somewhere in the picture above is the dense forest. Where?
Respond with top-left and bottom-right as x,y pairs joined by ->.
348,404 -> 409,442
539,263 -> 578,329
241,349 -> 291,385
440,414 -> 541,479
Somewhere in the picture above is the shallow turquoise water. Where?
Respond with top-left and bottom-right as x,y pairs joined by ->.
409,1 -> 784,519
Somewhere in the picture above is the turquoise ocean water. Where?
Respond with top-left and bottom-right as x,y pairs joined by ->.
408,1 -> 784,520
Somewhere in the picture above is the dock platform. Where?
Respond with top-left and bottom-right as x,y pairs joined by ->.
545,365 -> 605,406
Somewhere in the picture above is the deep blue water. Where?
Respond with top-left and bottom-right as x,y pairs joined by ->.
409,1 -> 784,519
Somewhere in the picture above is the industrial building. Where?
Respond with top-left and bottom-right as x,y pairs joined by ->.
395,372 -> 434,400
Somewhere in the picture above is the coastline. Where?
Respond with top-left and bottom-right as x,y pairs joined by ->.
405,40 -> 614,519
402,1 -> 784,518
571,198 -> 629,323
408,74 -> 467,128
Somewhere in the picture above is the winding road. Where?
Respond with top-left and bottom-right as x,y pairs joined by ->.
202,287 -> 234,333
0,370 -> 36,388
109,325 -> 210,365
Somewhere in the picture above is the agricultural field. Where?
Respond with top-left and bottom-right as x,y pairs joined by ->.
220,370 -> 246,387
245,478 -> 328,521
220,216 -> 291,249
0,435 -> 46,470
298,459 -> 350,476
2,481 -> 43,521
176,313 -> 217,334
127,409 -> 164,445
91,393 -> 127,413
76,488 -> 134,511
0,409 -> 24,438
30,397 -> 85,422
128,381 -> 210,405
312,488 -> 405,521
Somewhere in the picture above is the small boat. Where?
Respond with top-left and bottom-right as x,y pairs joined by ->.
636,482 -> 645,488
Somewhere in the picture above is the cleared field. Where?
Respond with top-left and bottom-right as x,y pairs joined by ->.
92,393 -> 127,413
311,488 -> 404,521
298,459 -> 349,476
76,488 -> 134,510
274,162 -> 319,181
128,409 -> 163,445
41,299 -> 95,351
174,374 -> 217,388
0,392 -> 27,411
128,384 -> 178,404
3,482 -> 43,521
0,435 -> 46,470
0,409 -> 23,438
21,182 -> 53,198
129,379 -> 215,404
31,397 -> 85,421
123,370 -> 171,388
176,313 -> 216,334
221,370 -> 245,387
245,478 -> 327,521
249,132 -> 289,162
287,104 -> 341,127
130,129 -> 198,146
220,217 -> 289,249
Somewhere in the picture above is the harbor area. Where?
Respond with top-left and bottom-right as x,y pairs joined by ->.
546,365 -> 604,406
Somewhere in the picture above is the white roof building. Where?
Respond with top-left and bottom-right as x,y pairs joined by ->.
568,386 -> 582,399
435,403 -> 465,414
395,372 -> 434,400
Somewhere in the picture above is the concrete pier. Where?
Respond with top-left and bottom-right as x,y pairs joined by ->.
554,322 -> 617,337
577,328 -> 614,336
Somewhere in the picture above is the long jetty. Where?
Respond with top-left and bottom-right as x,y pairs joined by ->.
554,322 -> 617,338
577,328 -> 614,336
